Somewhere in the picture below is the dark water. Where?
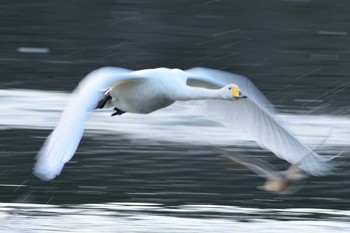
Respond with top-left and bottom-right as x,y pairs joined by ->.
0,0 -> 350,232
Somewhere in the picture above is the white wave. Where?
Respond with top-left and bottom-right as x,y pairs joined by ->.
0,202 -> 349,233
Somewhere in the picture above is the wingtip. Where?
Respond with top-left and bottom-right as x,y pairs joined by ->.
32,169 -> 56,181
299,158 -> 335,176
301,150 -> 345,176
33,155 -> 64,181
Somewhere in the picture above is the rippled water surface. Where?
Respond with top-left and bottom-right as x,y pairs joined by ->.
1,0 -> 350,232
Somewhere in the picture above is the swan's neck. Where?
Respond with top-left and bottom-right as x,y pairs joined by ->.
176,86 -> 223,101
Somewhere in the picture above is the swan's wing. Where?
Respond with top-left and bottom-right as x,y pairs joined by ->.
185,67 -> 332,176
219,150 -> 279,179
34,67 -> 144,180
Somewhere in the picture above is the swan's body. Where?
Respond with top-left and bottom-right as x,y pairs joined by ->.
110,79 -> 173,113
106,68 -> 235,113
34,67 -> 333,180
108,69 -> 177,113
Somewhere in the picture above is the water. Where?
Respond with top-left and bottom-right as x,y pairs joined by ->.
1,0 -> 350,232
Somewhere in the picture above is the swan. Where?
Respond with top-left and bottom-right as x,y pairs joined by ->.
33,67 -> 333,180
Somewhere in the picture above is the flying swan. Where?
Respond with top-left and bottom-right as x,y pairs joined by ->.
33,67 -> 333,180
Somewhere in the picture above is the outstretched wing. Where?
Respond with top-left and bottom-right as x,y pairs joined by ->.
185,67 -> 333,176
33,67 -> 144,180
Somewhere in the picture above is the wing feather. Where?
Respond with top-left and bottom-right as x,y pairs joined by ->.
33,67 -> 143,180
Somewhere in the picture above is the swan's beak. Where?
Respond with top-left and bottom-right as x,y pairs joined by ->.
232,87 -> 247,99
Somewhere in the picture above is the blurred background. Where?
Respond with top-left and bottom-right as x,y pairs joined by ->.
0,0 -> 349,232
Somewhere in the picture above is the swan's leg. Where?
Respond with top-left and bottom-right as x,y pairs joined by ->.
96,90 -> 111,109
111,107 -> 126,116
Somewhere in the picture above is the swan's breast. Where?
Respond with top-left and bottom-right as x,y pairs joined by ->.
109,79 -> 175,113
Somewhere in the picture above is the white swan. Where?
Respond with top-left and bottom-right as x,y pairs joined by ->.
33,67 -> 332,180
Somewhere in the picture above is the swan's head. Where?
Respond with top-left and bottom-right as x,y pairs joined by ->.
222,84 -> 247,100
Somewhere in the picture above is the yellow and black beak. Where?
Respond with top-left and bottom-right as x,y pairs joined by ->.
232,87 -> 247,99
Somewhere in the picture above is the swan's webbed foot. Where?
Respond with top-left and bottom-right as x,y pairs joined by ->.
96,89 -> 126,116
111,107 -> 126,116
96,90 -> 111,109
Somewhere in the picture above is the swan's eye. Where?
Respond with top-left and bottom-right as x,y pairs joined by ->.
228,87 -> 232,90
